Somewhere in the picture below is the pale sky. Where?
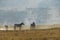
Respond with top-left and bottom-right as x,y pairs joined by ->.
0,0 -> 60,25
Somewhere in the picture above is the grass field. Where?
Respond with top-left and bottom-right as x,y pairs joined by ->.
0,27 -> 60,40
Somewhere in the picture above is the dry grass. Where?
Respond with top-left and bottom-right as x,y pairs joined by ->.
0,27 -> 60,40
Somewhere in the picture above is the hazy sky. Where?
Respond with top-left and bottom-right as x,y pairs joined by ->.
0,0 -> 60,25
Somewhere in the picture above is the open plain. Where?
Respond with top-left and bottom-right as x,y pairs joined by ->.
0,24 -> 60,40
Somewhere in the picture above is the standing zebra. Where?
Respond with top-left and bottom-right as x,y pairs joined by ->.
5,25 -> 8,31
30,22 -> 36,30
14,23 -> 25,30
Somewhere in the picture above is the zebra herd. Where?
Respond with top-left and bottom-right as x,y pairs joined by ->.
5,22 -> 36,30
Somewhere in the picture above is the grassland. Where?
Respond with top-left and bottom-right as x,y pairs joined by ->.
0,27 -> 60,40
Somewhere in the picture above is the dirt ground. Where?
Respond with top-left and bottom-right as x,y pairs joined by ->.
0,28 -> 60,40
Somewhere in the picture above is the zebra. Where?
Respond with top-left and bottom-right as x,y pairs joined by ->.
30,22 -> 36,30
14,23 -> 25,30
5,25 -> 8,31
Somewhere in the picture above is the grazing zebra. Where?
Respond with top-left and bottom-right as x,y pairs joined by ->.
30,22 -> 36,30
14,23 -> 25,30
5,25 -> 8,31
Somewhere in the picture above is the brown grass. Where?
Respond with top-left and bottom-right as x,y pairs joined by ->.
0,28 -> 60,40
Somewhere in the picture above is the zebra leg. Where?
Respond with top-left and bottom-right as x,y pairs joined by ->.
5,26 -> 8,31
19,27 -> 21,30
14,26 -> 16,30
